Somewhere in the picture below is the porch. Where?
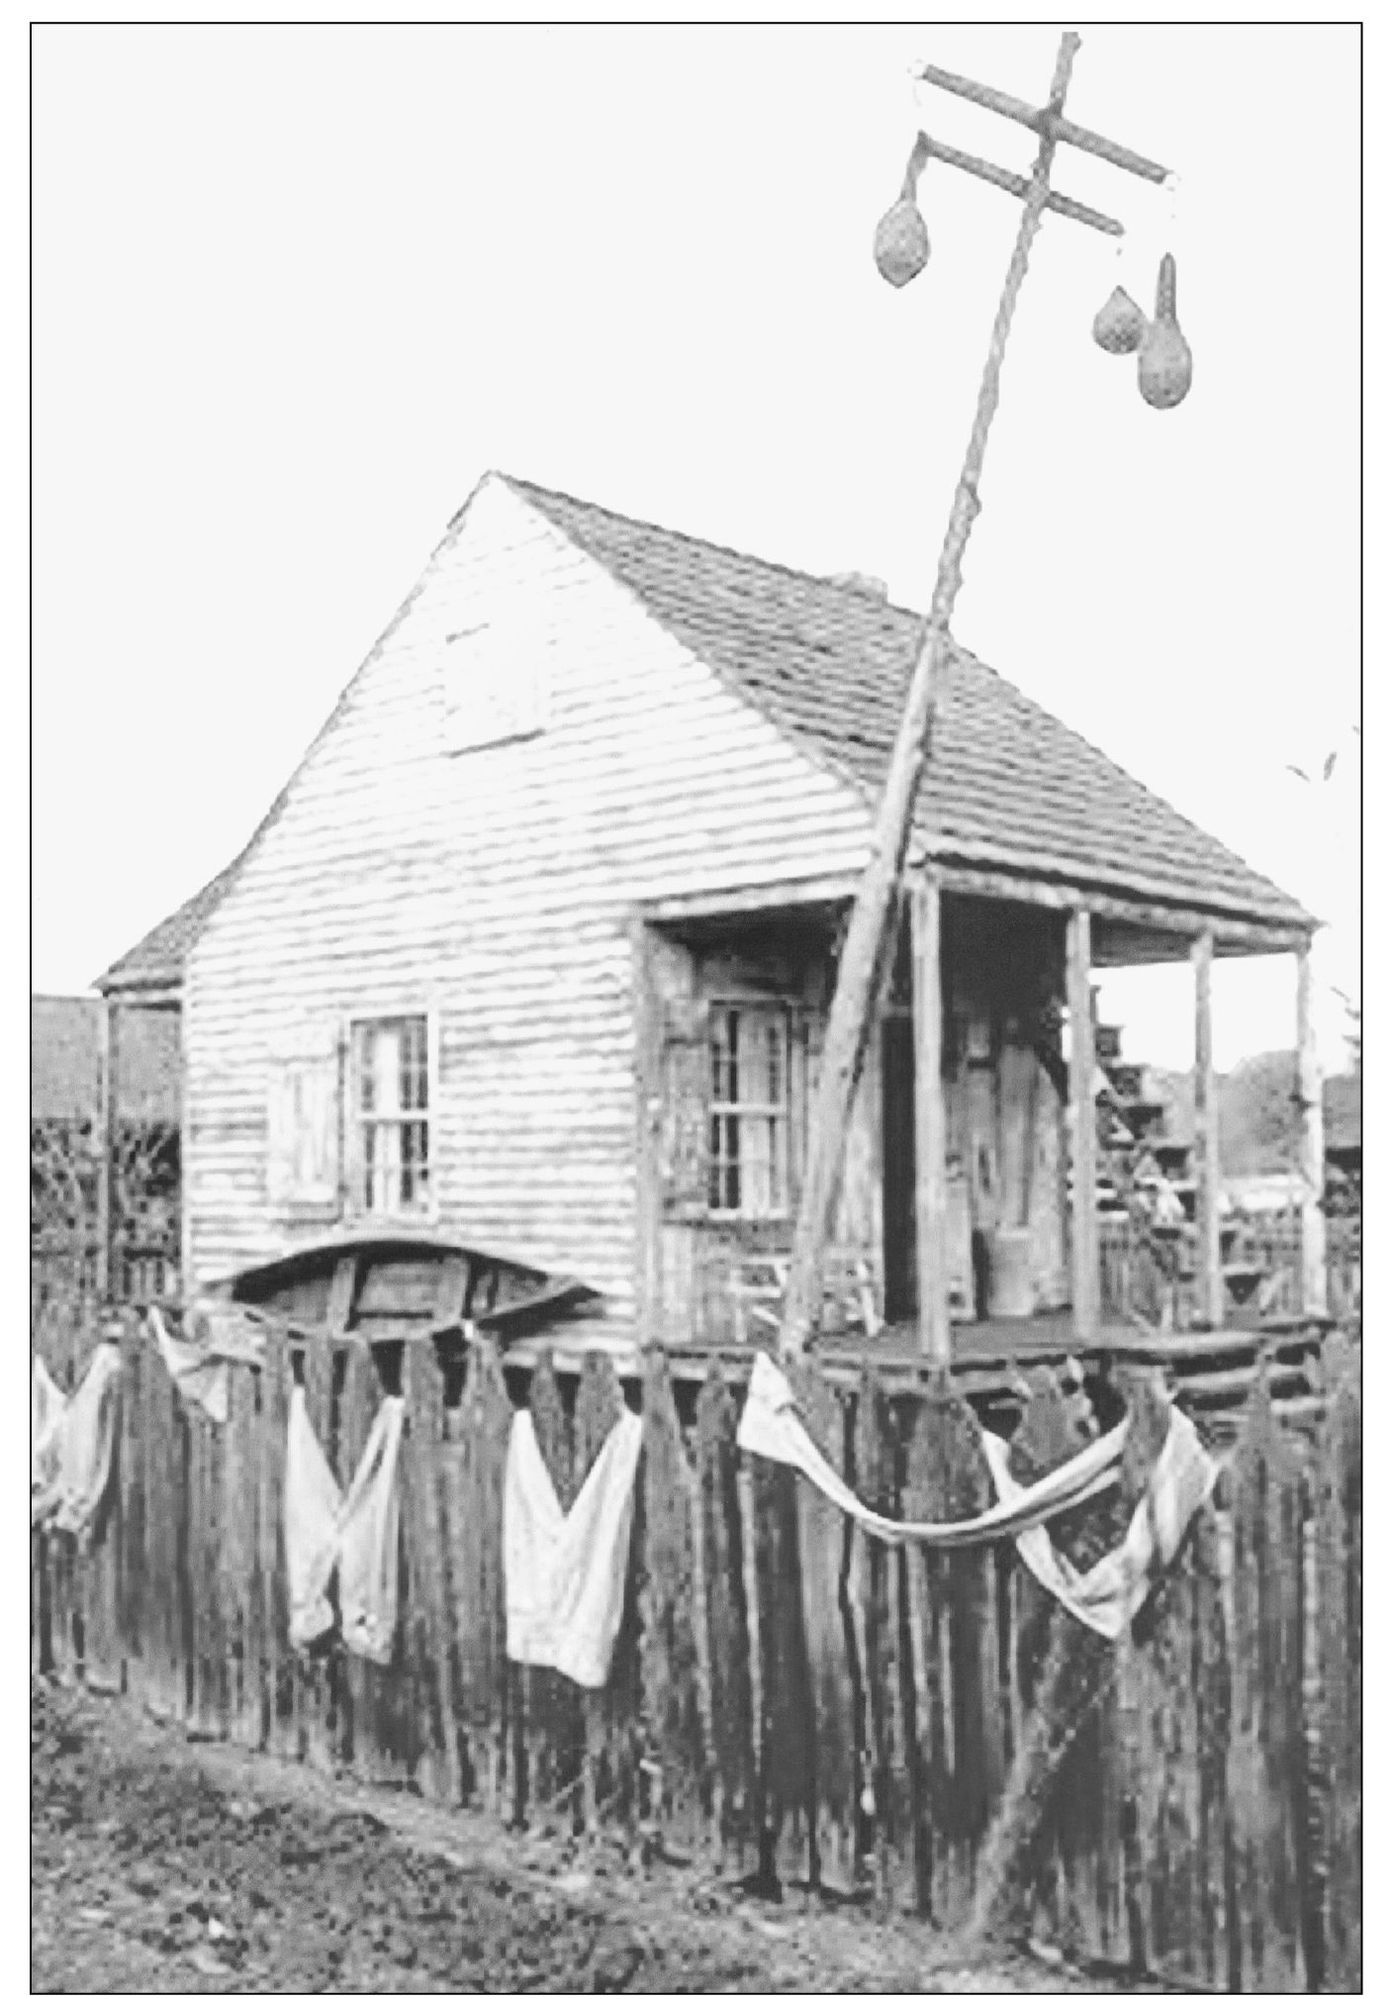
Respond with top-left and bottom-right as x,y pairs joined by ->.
635,861 -> 1329,1355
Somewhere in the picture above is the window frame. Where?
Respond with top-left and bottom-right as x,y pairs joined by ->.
706,997 -> 794,1221
344,1009 -> 440,1224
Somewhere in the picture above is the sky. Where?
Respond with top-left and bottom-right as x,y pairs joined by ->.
30,23 -> 1360,1074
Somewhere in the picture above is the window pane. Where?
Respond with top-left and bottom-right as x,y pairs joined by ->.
359,1031 -> 376,1114
710,1007 -> 738,1106
705,1004 -> 794,1215
743,1113 -> 773,1216
355,1017 -> 429,1215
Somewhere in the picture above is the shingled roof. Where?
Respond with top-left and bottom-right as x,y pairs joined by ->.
100,472 -> 1312,993
98,849 -> 252,996
508,478 -> 1312,931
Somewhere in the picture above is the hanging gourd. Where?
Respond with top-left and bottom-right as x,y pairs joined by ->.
874,135 -> 932,288
1137,252 -> 1193,409
1091,284 -> 1146,355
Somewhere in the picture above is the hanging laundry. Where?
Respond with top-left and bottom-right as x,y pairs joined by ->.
736,1352 -> 1216,1641
285,1384 -> 405,1665
504,1407 -> 642,1689
737,1351 -> 1123,1547
148,1304 -> 230,1425
32,1355 -> 67,1506
979,1411 -> 1217,1640
31,1341 -> 123,1538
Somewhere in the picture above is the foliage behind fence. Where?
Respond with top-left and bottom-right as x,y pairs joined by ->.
31,1295 -> 1361,1993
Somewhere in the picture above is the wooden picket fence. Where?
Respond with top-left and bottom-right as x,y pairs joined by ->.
31,1296 -> 1361,1994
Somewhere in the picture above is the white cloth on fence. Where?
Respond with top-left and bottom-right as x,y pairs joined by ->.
32,1356 -> 67,1505
736,1352 -> 1216,1641
286,1386 -> 405,1665
148,1304 -> 230,1425
504,1407 -> 643,1689
31,1341 -> 123,1537
736,1350 -> 1124,1546
979,1411 -> 1218,1640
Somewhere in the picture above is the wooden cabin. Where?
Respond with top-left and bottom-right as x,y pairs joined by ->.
98,473 -> 1327,1362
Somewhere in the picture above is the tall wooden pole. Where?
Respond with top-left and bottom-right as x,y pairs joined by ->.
1192,929 -> 1224,1328
1066,910 -> 1099,1341
96,996 -> 120,1301
780,31 -> 1082,1356
1296,941 -> 1328,1317
911,870 -> 950,1359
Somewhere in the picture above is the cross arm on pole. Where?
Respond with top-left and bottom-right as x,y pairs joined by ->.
913,59 -> 1171,184
906,130 -> 1124,235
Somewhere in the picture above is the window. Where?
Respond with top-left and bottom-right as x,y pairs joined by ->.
708,1003 -> 791,1217
351,1016 -> 431,1216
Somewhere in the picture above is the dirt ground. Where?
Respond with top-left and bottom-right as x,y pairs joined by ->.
32,1679 -> 1175,1995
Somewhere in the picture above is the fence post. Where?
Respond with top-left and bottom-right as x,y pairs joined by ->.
95,998 -> 120,1302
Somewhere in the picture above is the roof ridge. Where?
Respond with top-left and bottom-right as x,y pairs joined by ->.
500,473 -> 923,620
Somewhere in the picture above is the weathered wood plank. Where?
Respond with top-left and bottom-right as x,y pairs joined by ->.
189,1398 -> 228,1738
224,1358 -> 262,1748
788,1357 -> 857,1899
259,1327 -> 295,1757
574,1352 -> 639,1832
342,1345 -> 404,1785
848,1369 -> 917,1912
82,1334 -> 127,1696
451,1339 -> 513,1815
748,1446 -> 815,1891
403,1340 -> 453,1804
524,1355 -> 582,1829
902,1372 -> 1005,1927
296,1334 -> 336,1771
1315,1336 -> 1360,1994
333,1341 -> 370,1777
638,1353 -> 708,1860
1224,1375 -> 1308,1993
695,1369 -> 756,1875
185,1402 -> 209,1733
136,1333 -> 165,1714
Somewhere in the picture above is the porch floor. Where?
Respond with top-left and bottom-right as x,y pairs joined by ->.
507,1309 -> 1330,1390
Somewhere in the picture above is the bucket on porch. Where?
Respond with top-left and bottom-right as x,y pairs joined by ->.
988,1227 -> 1035,1319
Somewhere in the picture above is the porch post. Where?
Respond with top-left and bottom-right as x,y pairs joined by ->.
1296,941 -> 1329,1316
911,869 -> 950,1360
96,995 -> 120,1301
1066,910 -> 1099,1339
1192,929 -> 1224,1327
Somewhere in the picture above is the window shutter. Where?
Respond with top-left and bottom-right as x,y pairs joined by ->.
658,997 -> 710,1220
793,1005 -> 825,1197
266,1026 -> 343,1217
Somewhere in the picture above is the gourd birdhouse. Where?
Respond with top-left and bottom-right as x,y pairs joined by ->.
874,197 -> 930,288
1092,284 -> 1146,355
1137,252 -> 1193,409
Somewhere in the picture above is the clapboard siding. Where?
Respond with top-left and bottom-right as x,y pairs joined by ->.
185,476 -> 875,1305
